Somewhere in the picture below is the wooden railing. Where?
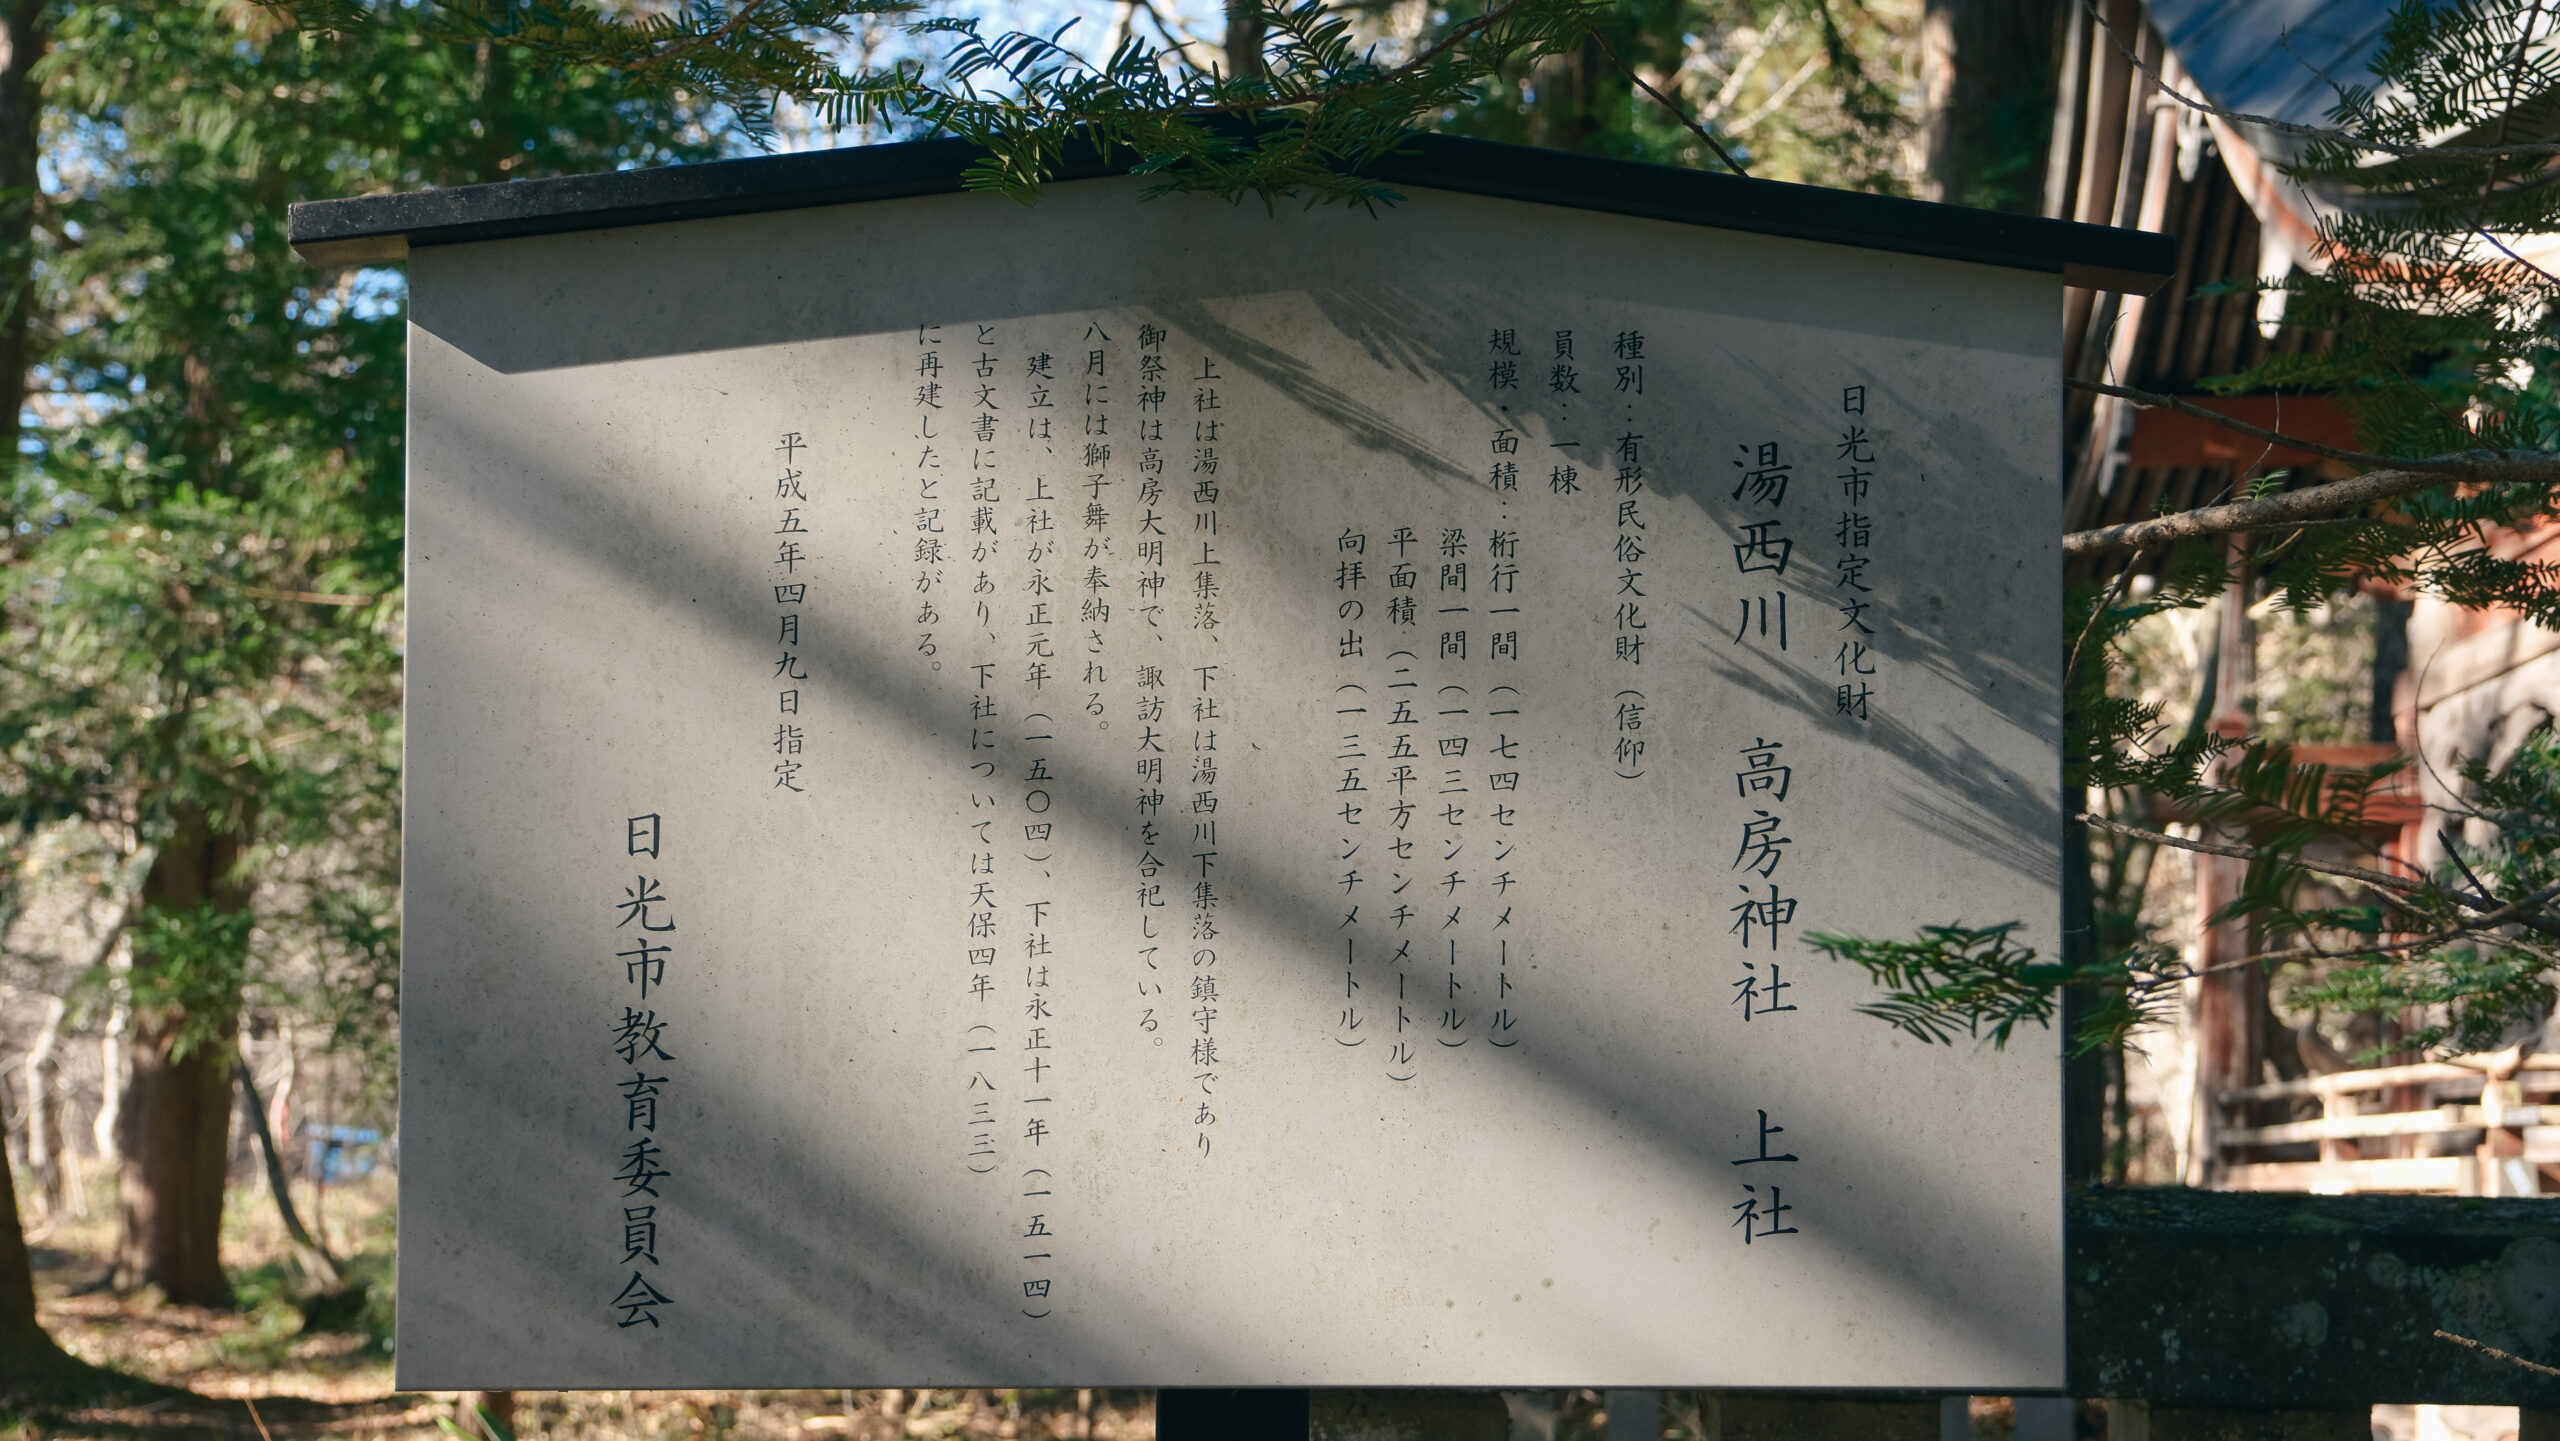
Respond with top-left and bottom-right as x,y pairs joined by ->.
2212,1052 -> 2560,1194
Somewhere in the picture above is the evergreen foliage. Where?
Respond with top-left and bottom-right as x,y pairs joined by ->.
282,0 -> 918,143
7,0 -> 717,951
908,0 -> 1620,206
2288,734 -> 2560,1056
0,0 -> 729,1306
1418,0 -> 1908,188
268,0 -> 1924,201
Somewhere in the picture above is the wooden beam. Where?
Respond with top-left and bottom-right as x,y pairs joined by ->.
2218,1158 -> 2471,1192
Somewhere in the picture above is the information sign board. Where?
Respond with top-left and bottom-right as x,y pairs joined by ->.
291,139 -> 2169,1390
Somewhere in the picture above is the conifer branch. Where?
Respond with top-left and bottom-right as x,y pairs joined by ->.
943,0 -> 1533,123
643,0 -> 779,65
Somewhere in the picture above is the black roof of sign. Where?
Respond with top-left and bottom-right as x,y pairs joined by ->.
288,131 -> 2176,294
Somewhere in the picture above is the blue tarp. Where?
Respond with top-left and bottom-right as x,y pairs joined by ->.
305,1124 -> 385,1183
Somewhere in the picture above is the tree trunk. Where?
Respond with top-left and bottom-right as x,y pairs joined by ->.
115,1017 -> 241,1307
237,1061 -> 338,1286
0,0 -> 62,1380
2370,594 -> 2412,744
112,809 -> 249,1307
1918,0 -> 2065,212
1223,0 -> 1264,79
0,0 -> 43,534
0,1119 -> 71,1380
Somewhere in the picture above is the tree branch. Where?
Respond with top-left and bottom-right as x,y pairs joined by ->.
2435,1330 -> 2560,1380
2066,469 -> 2446,555
2062,380 -> 2560,554
1588,29 -> 1749,176
1726,51 -> 1822,137
1391,0 -> 1530,79
941,0 -> 1536,124
2067,378 -> 2469,473
2061,455 -> 2560,555
2076,812 -> 2421,894
2441,826 -> 2505,908
236,1061 -> 343,1287
2076,812 -> 2560,939
238,585 -> 373,607
2064,548 -> 2145,683
1128,0 -> 1219,74
2243,879 -> 2560,969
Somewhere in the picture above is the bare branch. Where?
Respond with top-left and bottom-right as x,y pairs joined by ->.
236,1062 -> 343,1287
1376,0 -> 1533,87
2068,379 -> 2468,474
2064,549 -> 2145,684
1589,30 -> 1748,176
231,711 -> 372,767
239,585 -> 373,607
1726,52 -> 1822,137
2471,221 -> 2560,287
1693,13 -> 1791,124
2079,813 -> 2560,942
1128,0 -> 1219,73
2436,1330 -> 2560,1379
2244,879 -> 2560,968
2441,826 -> 2505,907
2063,380 -> 2560,553
2074,812 -> 2424,894
2061,453 -> 2560,555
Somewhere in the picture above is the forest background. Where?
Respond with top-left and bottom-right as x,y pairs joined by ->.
0,0 -> 2554,1437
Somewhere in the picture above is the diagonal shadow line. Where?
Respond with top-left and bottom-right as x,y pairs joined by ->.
1154,296 -> 1474,495
1657,360 -> 2069,897
1677,616 -> 2063,896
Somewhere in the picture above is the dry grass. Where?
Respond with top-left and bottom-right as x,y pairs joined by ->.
19,1163 -> 1157,1440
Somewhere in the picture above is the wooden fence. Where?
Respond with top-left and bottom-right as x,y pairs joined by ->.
2213,1054 -> 2560,1196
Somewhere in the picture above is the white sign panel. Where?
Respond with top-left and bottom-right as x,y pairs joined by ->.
395,173 -> 2066,1389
